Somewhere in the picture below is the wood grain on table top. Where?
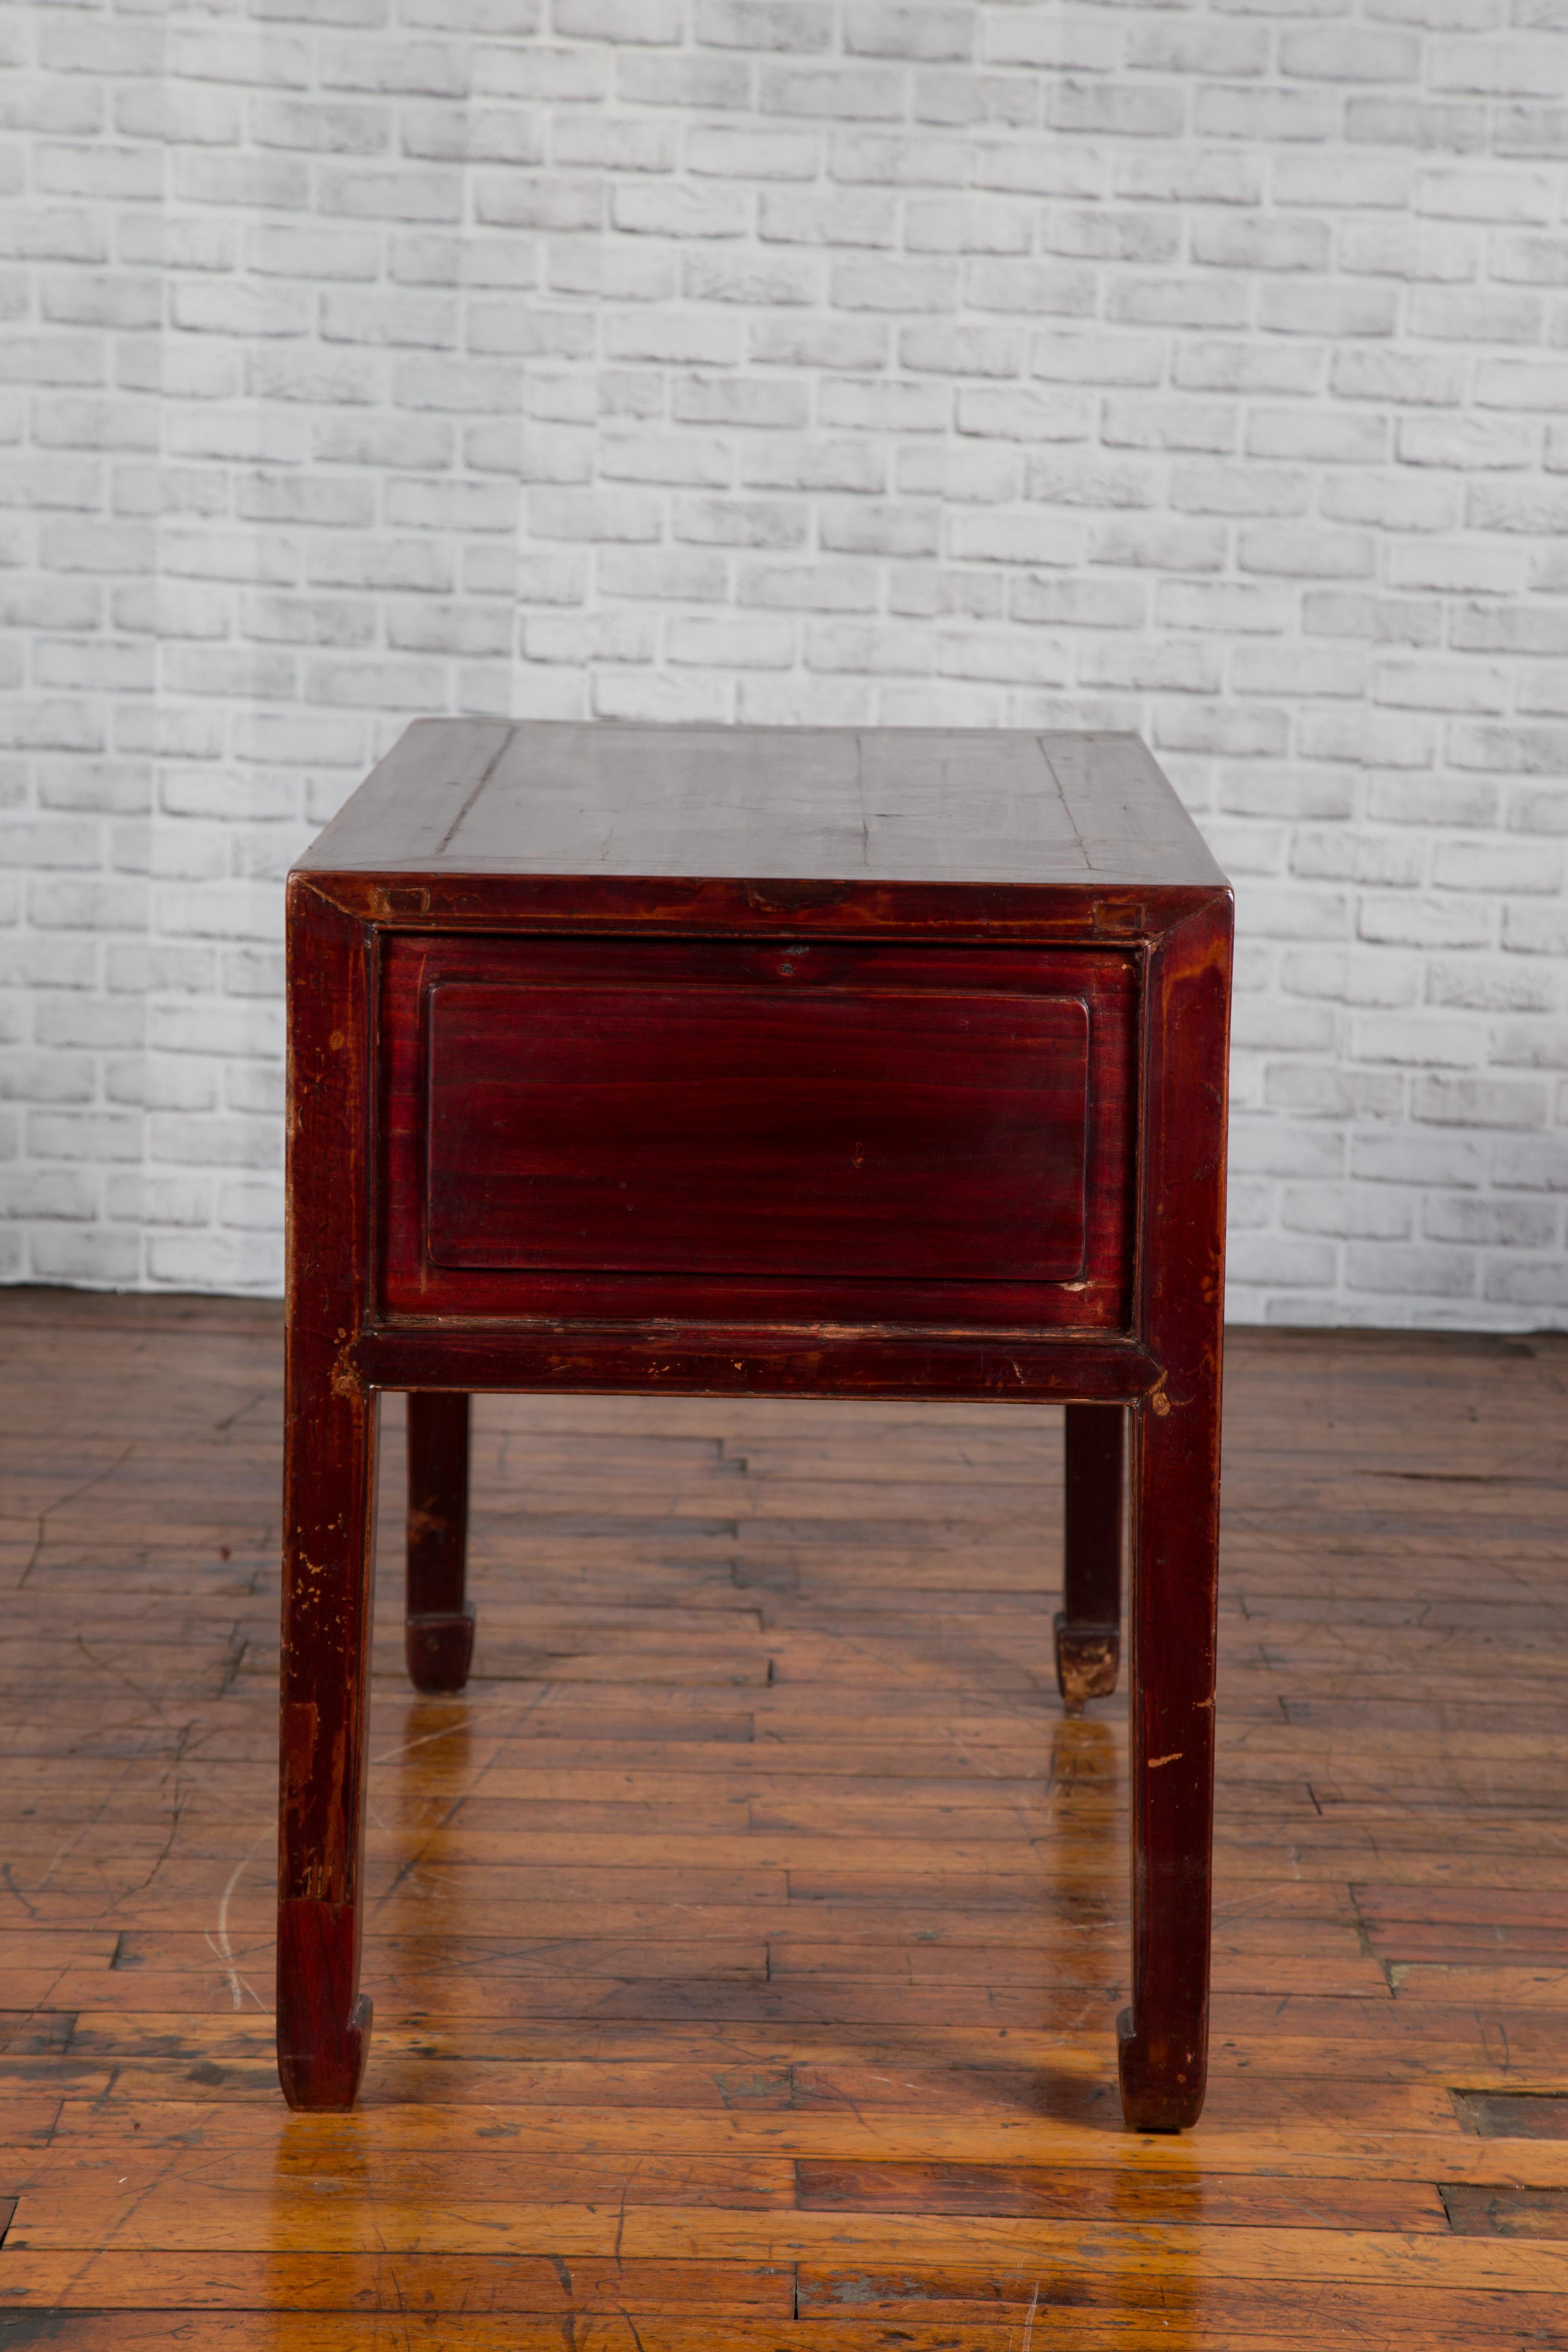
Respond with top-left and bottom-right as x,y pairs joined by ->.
296,720 -> 1227,889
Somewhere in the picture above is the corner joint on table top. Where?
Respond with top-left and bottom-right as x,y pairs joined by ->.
1090,898 -> 1145,941
286,871 -> 386,928
286,872 -> 355,918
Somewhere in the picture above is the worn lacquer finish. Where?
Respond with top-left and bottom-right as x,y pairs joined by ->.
277,882 -> 378,2112
279,721 -> 1232,2129
1120,896 -> 1233,2134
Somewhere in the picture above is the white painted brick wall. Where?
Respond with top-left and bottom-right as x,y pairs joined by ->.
2,0 -> 1565,1327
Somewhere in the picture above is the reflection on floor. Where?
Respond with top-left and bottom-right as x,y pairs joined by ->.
0,1288 -> 1565,2348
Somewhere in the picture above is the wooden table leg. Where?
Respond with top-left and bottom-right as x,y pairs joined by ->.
1115,891 -> 1230,2132
1054,1403 -> 1123,1712
276,1348 -> 378,2113
1117,1374 -> 1220,2134
407,1391 -> 475,1693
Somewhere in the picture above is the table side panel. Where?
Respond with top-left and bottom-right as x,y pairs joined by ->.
377,934 -> 1138,1334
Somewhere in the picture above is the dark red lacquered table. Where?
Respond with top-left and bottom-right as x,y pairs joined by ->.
277,722 -> 1232,2129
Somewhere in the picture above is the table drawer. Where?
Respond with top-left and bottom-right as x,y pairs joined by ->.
380,936 -> 1136,1331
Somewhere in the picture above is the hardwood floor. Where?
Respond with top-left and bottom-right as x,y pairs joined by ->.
0,1288 -> 1565,2348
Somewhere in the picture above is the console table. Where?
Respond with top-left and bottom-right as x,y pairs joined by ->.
277,722 -> 1231,2132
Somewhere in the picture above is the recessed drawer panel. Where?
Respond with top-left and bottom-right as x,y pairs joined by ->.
379,936 -> 1136,1332
426,980 -> 1089,1283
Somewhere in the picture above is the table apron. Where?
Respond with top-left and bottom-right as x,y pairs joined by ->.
346,1323 -> 1163,1403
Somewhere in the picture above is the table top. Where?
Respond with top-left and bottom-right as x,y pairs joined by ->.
299,721 -> 1226,893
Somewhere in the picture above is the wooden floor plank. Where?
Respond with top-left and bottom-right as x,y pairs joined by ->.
0,1295 -> 1564,2346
